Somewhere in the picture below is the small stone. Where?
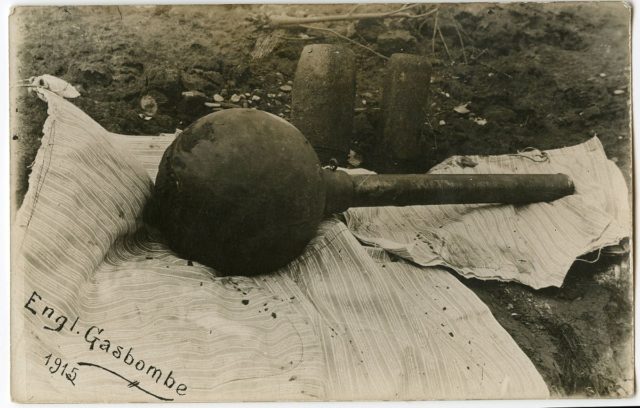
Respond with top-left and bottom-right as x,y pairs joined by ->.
213,94 -> 224,102
245,92 -> 251,97
230,94 -> 242,103
454,103 -> 471,114
439,120 -> 446,126
280,84 -> 292,92
613,89 -> 625,95
347,150 -> 363,168
599,72 -> 606,77
204,102 -> 221,108
182,90 -> 206,98
251,95 -> 261,102
140,95 -> 158,117
267,93 -> 276,98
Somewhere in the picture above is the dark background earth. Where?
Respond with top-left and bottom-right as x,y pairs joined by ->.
10,2 -> 633,397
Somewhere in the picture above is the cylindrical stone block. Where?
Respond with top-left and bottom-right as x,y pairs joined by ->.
291,44 -> 356,165
381,53 -> 432,162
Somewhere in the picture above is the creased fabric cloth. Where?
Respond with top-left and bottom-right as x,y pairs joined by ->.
345,138 -> 630,289
12,90 -> 549,402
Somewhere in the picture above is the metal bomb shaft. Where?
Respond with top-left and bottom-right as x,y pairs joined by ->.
322,171 -> 574,214
149,109 -> 575,276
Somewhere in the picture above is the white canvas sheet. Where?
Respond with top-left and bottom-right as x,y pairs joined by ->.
346,138 -> 630,289
12,89 -> 552,402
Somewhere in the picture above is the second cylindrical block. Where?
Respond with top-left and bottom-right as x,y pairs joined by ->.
382,53 -> 432,162
292,44 -> 356,165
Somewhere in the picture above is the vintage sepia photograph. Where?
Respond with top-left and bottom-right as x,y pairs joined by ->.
9,2 -> 633,403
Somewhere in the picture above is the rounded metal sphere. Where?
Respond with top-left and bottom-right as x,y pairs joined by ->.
149,109 -> 326,275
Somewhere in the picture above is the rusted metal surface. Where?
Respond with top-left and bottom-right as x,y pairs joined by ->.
150,108 -> 575,276
343,173 -> 575,208
148,108 -> 325,276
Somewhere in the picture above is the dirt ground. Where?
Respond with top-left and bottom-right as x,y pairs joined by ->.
10,2 -> 633,397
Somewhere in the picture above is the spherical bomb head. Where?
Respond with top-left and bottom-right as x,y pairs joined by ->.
147,109 -> 326,275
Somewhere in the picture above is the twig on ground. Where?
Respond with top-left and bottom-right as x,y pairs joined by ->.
424,116 -> 434,130
299,24 -> 389,60
454,22 -> 468,64
455,23 -> 473,43
274,34 -> 319,41
269,4 -> 436,27
437,25 -> 453,62
346,4 -> 362,16
470,47 -> 488,60
431,10 -> 439,55
417,15 -> 430,35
